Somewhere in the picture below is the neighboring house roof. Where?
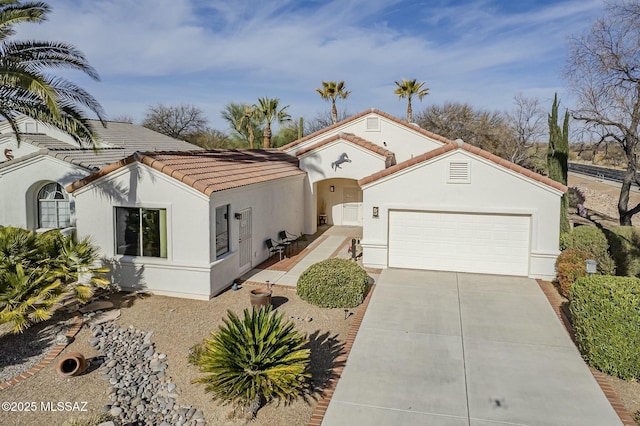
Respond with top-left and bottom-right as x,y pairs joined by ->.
280,108 -> 451,151
67,149 -> 306,196
294,132 -> 396,168
358,140 -> 568,193
0,121 -> 199,171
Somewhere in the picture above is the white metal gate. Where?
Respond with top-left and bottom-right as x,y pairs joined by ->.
238,208 -> 252,271
342,187 -> 363,226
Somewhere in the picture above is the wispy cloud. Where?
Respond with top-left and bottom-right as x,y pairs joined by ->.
16,0 -> 604,129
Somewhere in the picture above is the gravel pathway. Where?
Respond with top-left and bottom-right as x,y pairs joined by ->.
0,312 -> 72,383
0,285 -> 357,425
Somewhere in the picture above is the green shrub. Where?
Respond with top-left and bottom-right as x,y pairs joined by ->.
603,226 -> 640,277
194,307 -> 310,419
297,258 -> 368,308
569,275 -> 640,379
561,226 -> 615,275
556,249 -> 590,297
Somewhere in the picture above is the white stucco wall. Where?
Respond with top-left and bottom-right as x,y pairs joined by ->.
73,163 -> 306,299
284,112 -> 445,163
0,155 -> 88,229
297,139 -> 387,234
0,138 -> 40,162
361,150 -> 563,279
73,163 -> 213,299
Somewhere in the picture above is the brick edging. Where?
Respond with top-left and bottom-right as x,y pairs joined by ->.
536,279 -> 637,426
0,313 -> 83,391
307,284 -> 376,426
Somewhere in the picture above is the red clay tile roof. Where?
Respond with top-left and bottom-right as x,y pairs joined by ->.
66,149 -> 305,196
279,108 -> 450,151
358,140 -> 568,193
294,132 -> 396,167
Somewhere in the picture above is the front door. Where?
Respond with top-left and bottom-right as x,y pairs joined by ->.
238,208 -> 252,272
342,187 -> 363,226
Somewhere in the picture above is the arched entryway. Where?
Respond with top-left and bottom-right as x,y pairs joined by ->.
316,178 -> 362,226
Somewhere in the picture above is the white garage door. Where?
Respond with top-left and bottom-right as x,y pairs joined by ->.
388,211 -> 530,276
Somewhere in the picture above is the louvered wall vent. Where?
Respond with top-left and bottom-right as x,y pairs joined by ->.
366,117 -> 380,131
448,161 -> 470,183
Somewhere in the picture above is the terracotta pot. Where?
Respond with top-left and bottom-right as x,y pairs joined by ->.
56,352 -> 87,377
250,289 -> 272,308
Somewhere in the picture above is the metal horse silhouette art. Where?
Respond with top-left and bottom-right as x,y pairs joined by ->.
331,153 -> 351,171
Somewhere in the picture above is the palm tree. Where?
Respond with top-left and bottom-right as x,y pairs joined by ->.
0,1 -> 105,146
394,78 -> 429,123
255,97 -> 291,149
194,307 -> 310,419
316,81 -> 350,124
0,227 -> 110,333
220,103 -> 263,148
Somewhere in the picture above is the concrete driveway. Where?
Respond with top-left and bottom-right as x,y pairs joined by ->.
322,269 -> 622,426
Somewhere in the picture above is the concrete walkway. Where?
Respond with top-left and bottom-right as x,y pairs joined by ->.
322,269 -> 622,426
240,232 -> 351,287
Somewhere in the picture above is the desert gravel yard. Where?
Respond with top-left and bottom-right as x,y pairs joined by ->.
0,284 -> 357,425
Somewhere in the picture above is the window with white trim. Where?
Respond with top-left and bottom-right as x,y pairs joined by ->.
38,182 -> 70,228
215,205 -> 229,257
115,207 -> 167,257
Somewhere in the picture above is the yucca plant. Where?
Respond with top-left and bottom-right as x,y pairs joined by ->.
194,306 -> 310,419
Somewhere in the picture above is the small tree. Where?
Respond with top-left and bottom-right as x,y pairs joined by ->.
316,81 -> 350,124
254,97 -> 291,149
194,307 -> 310,419
142,104 -> 208,141
547,94 -> 570,234
394,78 -> 429,123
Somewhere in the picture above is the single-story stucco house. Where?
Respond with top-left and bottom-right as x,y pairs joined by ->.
0,115 -> 199,231
62,108 -> 566,300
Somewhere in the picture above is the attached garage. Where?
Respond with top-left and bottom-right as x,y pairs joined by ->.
388,210 -> 530,276
359,141 -> 567,280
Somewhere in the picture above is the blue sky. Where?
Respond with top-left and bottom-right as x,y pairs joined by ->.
18,0 -> 604,132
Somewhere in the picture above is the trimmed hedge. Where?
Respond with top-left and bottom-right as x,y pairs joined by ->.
556,248 -> 590,297
604,226 -> 640,277
560,225 -> 615,275
296,258 -> 368,308
570,275 -> 640,380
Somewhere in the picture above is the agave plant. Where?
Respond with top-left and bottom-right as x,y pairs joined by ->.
194,306 -> 310,418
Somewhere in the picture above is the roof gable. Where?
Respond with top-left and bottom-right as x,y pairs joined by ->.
67,149 -> 305,196
359,140 -> 567,193
295,132 -> 396,168
279,108 -> 451,152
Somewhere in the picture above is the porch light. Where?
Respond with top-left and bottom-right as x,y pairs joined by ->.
585,259 -> 597,275
234,212 -> 242,220
330,185 -> 335,192
372,206 -> 379,218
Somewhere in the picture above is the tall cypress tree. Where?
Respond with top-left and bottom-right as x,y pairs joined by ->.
547,94 -> 570,234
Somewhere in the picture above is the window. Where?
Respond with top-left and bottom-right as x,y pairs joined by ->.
115,207 -> 167,257
215,205 -> 229,257
38,182 -> 70,228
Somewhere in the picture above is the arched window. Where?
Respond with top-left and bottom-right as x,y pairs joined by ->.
38,182 -> 70,229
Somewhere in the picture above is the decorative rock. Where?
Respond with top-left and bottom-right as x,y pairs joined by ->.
88,337 -> 100,347
109,406 -> 123,417
55,334 -> 71,345
167,382 -> 176,392
305,317 -> 313,322
88,309 -> 121,326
